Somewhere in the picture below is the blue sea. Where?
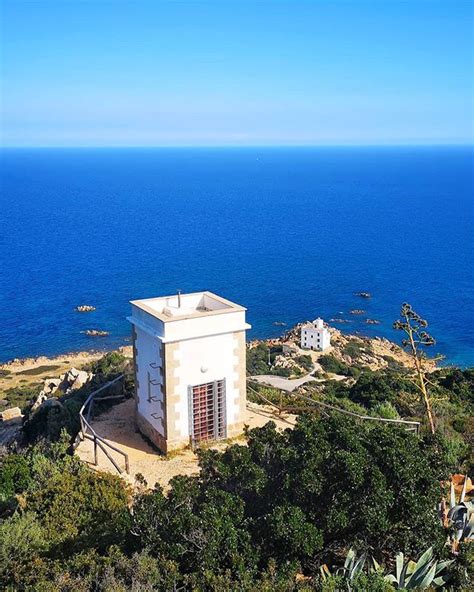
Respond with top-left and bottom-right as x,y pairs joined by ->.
0,147 -> 473,367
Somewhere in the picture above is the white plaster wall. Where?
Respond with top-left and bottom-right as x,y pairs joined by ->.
301,327 -> 331,351
169,332 -> 241,439
163,310 -> 249,342
131,307 -> 165,337
320,330 -> 331,350
135,326 -> 165,436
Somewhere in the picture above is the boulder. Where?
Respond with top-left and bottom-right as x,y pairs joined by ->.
1,407 -> 23,422
41,398 -> 62,410
42,377 -> 62,394
30,392 -> 49,412
66,367 -> 80,381
70,370 -> 91,390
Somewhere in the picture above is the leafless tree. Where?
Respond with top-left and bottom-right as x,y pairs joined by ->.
393,303 -> 437,434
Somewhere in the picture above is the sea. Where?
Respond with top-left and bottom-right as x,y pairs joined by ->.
0,147 -> 473,367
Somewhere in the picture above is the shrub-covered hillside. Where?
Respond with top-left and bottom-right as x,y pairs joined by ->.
1,412 -> 472,591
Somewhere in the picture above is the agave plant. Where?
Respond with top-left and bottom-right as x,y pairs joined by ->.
384,547 -> 453,589
320,547 -> 367,583
445,476 -> 474,553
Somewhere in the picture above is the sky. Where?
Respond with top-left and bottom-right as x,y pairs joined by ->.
1,0 -> 473,147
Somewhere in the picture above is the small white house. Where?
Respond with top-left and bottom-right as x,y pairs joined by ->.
301,318 -> 331,351
128,291 -> 251,454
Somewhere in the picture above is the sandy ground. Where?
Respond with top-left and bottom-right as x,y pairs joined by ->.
75,399 -> 297,489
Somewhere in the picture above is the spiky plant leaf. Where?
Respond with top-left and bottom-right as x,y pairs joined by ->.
395,552 -> 404,583
433,575 -> 448,587
415,546 -> 433,570
344,547 -> 356,570
372,557 -> 382,573
436,559 -> 454,572
384,575 -> 397,583
320,564 -> 331,581
410,561 -> 437,589
450,481 -> 456,509
352,553 -> 366,578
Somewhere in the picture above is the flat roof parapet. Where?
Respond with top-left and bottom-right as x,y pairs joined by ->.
130,291 -> 246,323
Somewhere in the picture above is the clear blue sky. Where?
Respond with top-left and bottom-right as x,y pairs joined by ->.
1,0 -> 472,146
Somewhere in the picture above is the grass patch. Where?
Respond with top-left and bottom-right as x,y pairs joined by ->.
2,385 -> 41,410
16,364 -> 61,376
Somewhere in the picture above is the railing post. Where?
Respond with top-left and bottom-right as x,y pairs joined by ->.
93,436 -> 98,466
78,374 -> 130,474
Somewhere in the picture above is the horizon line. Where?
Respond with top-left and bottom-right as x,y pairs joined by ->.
2,142 -> 473,149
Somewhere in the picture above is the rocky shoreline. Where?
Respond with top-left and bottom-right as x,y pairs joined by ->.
251,323 -> 437,374
0,346 -> 132,373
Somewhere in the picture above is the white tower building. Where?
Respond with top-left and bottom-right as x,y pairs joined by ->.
128,291 -> 251,454
301,318 -> 331,351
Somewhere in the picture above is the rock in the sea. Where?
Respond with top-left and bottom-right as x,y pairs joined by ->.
75,305 -> 96,312
0,407 -> 23,422
81,329 -> 109,336
354,292 -> 371,298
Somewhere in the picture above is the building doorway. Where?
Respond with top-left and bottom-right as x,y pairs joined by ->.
189,379 -> 226,444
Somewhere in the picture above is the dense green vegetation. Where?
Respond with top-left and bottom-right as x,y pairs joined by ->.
247,344 -> 312,377
318,354 -> 361,377
1,411 -> 472,590
1,346 -> 473,590
312,366 -> 474,474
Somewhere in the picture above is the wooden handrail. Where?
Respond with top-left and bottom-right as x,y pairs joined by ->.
79,374 -> 130,474
247,382 -> 420,435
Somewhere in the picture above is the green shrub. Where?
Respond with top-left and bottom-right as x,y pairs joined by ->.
247,344 -> 271,375
295,354 -> 313,372
348,370 -> 414,409
372,401 -> 400,420
0,512 -> 48,586
0,453 -> 33,514
25,460 -> 131,554
342,339 -> 372,360
319,355 -> 359,377
3,384 -> 41,410
197,414 -> 448,563
86,351 -> 129,378
316,572 -> 396,592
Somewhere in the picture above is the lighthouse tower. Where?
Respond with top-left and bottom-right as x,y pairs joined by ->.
128,291 -> 251,454
300,317 -> 331,351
